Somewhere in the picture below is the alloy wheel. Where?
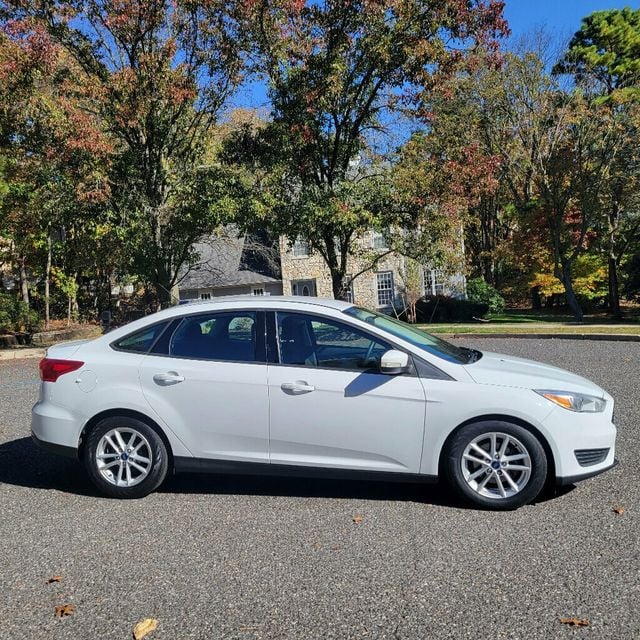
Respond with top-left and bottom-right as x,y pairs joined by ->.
461,432 -> 532,500
95,428 -> 153,488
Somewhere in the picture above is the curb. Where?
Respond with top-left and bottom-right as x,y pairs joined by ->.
442,333 -> 640,342
0,347 -> 46,361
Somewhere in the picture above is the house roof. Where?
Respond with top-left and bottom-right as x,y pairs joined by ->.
179,231 -> 281,291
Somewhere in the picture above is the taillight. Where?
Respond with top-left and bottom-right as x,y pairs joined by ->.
39,358 -> 84,382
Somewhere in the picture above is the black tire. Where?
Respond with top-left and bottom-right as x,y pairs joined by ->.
444,420 -> 547,510
83,416 -> 169,499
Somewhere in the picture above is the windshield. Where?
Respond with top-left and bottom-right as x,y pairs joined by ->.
343,307 -> 480,364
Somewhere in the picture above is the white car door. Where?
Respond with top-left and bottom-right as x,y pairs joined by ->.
267,311 -> 427,473
138,310 -> 269,462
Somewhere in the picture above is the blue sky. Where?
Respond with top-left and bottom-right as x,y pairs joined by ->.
504,0 -> 640,40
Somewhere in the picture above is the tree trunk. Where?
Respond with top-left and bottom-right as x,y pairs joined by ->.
608,256 -> 621,319
68,271 -> 78,327
331,269 -> 347,300
19,258 -> 30,307
321,233 -> 347,300
556,260 -> 583,322
607,205 -> 622,319
531,286 -> 541,310
45,231 -> 52,330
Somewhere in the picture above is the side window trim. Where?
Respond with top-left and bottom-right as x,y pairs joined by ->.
266,311 -> 279,364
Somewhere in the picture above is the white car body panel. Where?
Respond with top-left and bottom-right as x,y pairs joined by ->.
31,296 -> 617,490
268,364 -> 426,472
139,356 -> 269,462
464,351 -> 606,397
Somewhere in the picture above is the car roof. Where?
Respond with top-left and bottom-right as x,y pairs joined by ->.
104,296 -> 356,340
174,295 -> 353,312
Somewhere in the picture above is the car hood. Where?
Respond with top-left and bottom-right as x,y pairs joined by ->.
464,351 -> 605,398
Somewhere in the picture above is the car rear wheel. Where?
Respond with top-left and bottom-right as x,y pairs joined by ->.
83,416 -> 169,499
445,421 -> 547,510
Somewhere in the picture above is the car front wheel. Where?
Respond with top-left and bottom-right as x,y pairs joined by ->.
83,416 -> 169,499
445,421 -> 548,510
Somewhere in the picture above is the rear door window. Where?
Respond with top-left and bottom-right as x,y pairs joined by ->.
168,312 -> 259,362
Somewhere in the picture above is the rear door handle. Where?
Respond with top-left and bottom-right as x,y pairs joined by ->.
281,381 -> 315,394
153,372 -> 185,386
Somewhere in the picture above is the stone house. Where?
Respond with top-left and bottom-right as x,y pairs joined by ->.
279,231 -> 466,311
178,229 -> 465,311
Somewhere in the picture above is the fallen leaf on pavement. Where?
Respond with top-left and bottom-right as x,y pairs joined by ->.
331,544 -> 341,551
559,618 -> 589,627
54,604 -> 76,618
47,576 -> 63,584
612,507 -> 625,515
352,515 -> 363,524
133,618 -> 159,640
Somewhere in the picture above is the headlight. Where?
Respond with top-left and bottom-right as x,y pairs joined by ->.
534,389 -> 606,413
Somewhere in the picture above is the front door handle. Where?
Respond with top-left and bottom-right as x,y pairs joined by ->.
281,381 -> 315,394
153,372 -> 185,386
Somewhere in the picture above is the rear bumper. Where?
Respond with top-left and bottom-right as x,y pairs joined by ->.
556,458 -> 618,486
31,399 -> 84,451
31,432 -> 78,459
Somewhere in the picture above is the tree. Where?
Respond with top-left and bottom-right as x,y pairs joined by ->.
3,0 -> 247,307
0,24 -> 111,325
557,8 -> 640,317
234,0 -> 507,299
437,43 -> 623,321
556,8 -> 640,102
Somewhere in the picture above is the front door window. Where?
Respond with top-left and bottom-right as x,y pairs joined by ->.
276,312 -> 391,371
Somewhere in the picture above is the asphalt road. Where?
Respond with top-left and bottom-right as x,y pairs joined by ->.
0,338 -> 638,640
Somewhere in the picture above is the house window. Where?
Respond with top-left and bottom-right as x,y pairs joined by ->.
292,238 -> 310,257
292,279 -> 316,296
200,292 -> 211,300
423,268 -> 445,296
343,275 -> 355,304
376,271 -> 394,307
372,231 -> 388,250
252,288 -> 265,296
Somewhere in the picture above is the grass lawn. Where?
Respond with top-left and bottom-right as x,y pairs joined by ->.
420,324 -> 640,335
417,306 -> 640,335
486,309 -> 640,324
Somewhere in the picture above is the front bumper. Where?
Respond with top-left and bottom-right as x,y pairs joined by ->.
542,403 -> 617,483
556,458 -> 618,486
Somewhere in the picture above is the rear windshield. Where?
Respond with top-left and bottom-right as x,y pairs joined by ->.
343,307 -> 475,364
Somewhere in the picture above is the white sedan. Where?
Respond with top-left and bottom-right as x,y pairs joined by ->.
31,296 -> 616,509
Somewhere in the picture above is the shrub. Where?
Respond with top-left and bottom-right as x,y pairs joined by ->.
0,292 -> 41,333
624,253 -> 640,301
413,295 -> 489,322
466,278 -> 505,314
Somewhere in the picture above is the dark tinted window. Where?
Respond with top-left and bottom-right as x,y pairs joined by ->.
169,312 -> 257,362
113,322 -> 168,353
277,312 -> 390,371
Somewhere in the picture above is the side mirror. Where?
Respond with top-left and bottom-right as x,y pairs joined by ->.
380,349 -> 410,375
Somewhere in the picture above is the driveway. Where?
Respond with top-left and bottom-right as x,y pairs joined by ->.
0,338 -> 638,639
